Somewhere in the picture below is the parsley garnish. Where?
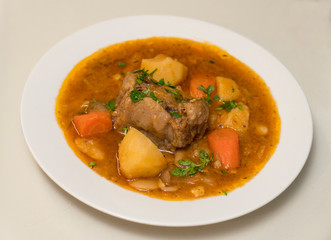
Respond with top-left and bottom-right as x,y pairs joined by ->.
222,190 -> 228,196
133,68 -> 158,84
130,88 -> 149,102
91,98 -> 96,103
165,88 -> 182,102
154,78 -> 176,88
118,62 -> 126,67
104,100 -> 116,112
232,88 -> 235,92
213,95 -> 220,100
221,170 -> 228,174
150,91 -> 163,103
171,150 -> 213,177
170,111 -> 182,118
209,60 -> 215,64
216,100 -> 242,111
121,126 -> 129,134
88,161 -> 96,168
197,85 -> 215,104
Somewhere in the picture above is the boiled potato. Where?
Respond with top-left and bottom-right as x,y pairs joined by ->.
75,138 -> 104,160
118,128 -> 167,179
220,103 -> 250,133
141,54 -> 188,85
216,76 -> 240,101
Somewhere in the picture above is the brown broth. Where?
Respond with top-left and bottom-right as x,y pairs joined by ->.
55,37 -> 280,200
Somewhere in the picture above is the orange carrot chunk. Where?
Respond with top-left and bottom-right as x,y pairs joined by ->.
72,112 -> 112,137
189,73 -> 216,98
208,128 -> 240,170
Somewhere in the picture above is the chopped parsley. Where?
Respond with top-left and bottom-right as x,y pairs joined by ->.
104,100 -> 116,112
171,150 -> 213,177
91,98 -> 96,103
150,91 -> 163,103
232,88 -> 235,92
222,190 -> 228,196
170,111 -> 182,118
130,88 -> 149,102
118,62 -> 126,67
216,100 -> 242,111
213,95 -> 220,100
88,161 -> 96,168
209,60 -> 215,64
154,78 -> 176,88
221,170 -> 228,174
121,126 -> 129,134
165,88 -> 183,102
197,85 -> 215,104
133,68 -> 158,84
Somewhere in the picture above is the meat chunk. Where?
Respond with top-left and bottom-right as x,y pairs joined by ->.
112,73 -> 209,150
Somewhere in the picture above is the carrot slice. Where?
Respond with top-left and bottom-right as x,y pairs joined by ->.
208,128 -> 240,170
72,112 -> 112,137
189,73 -> 216,98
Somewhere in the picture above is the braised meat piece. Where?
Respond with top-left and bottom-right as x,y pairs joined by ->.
112,73 -> 209,150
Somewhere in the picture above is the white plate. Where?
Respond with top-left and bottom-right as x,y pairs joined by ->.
21,15 -> 313,227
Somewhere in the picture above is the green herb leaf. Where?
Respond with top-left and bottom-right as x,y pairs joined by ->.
170,111 -> 182,118
91,98 -> 96,103
197,85 -> 215,104
165,88 -> 183,103
130,88 -> 148,102
221,170 -> 228,174
133,68 -> 158,84
170,150 -> 213,177
213,95 -> 220,100
232,88 -> 235,92
216,100 -> 240,111
209,60 -> 215,64
238,104 -> 243,110
104,100 -> 116,112
121,126 -> 129,134
118,62 -> 126,67
88,161 -> 96,168
222,190 -> 228,196
150,91 -> 163,103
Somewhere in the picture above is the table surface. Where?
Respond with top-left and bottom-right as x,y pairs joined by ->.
1,0 -> 331,239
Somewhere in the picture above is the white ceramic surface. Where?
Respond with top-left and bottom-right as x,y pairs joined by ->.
20,15 -> 312,227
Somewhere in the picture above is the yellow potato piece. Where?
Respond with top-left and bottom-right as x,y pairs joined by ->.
216,76 -> 240,101
220,103 -> 250,133
141,54 -> 188,85
118,128 -> 167,179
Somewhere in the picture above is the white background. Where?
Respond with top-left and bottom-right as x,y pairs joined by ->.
1,0 -> 330,239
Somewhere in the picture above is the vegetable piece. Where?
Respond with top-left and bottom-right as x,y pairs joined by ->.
216,100 -> 242,111
170,111 -> 182,118
220,104 -> 249,133
118,62 -> 126,67
130,88 -> 149,102
215,76 -> 240,101
74,138 -> 105,160
171,150 -> 213,177
189,73 -> 216,100
118,128 -> 167,179
141,54 -> 188,85
72,112 -> 112,137
191,186 -> 205,197
129,179 -> 160,191
208,128 -> 240,170
104,100 -> 116,112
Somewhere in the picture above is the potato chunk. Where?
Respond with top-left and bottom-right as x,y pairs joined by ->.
118,128 -> 167,179
216,76 -> 240,101
141,54 -> 188,85
75,138 -> 105,160
220,103 -> 250,133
